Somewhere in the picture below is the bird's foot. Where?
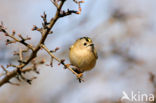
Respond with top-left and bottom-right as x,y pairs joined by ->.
64,64 -> 71,69
76,73 -> 85,83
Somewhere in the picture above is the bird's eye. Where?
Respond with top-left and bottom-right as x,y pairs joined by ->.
84,43 -> 87,46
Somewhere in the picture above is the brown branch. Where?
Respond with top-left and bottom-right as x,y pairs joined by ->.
50,0 -> 59,8
1,65 -> 8,74
40,44 -> 83,80
0,27 -> 34,51
73,0 -> 84,14
59,9 -> 80,17
0,0 -> 84,87
0,65 -> 37,86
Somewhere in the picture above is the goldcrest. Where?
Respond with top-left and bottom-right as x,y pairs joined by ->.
69,37 -> 98,73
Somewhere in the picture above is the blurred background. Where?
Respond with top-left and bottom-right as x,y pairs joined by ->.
0,0 -> 156,103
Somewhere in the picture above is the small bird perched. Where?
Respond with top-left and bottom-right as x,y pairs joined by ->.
69,37 -> 98,74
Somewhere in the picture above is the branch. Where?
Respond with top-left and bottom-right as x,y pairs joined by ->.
0,0 -> 84,87
40,44 -> 83,80
0,26 -> 34,50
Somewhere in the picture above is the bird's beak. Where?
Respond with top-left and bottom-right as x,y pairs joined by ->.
89,44 -> 94,47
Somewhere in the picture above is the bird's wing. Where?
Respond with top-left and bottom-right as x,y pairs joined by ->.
92,47 -> 98,59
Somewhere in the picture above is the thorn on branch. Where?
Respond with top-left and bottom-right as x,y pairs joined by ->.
48,30 -> 53,34
18,34 -> 24,40
32,25 -> 42,32
18,60 -> 27,64
59,9 -> 80,17
27,77 -> 37,85
41,12 -> 47,19
1,65 -> 8,74
6,39 -> 16,45
41,12 -> 49,29
18,34 -> 31,42
50,47 -> 59,53
32,25 -> 38,31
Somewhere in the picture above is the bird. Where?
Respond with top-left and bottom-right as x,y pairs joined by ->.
69,37 -> 98,74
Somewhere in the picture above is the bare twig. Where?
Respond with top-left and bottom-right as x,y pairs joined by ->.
73,0 -> 84,14
50,0 -> 59,8
40,44 -> 83,80
1,65 -> 8,74
0,24 -> 34,50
